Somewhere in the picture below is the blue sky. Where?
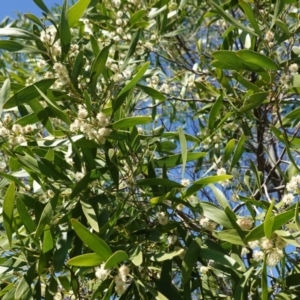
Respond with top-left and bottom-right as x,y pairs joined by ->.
0,0 -> 61,21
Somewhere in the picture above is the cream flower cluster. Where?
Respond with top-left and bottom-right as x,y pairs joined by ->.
115,265 -> 130,296
0,119 -> 34,146
70,106 -> 111,144
157,212 -> 169,225
236,216 -> 253,230
286,175 -> 300,194
248,234 -> 286,267
199,216 -> 217,231
216,167 -> 231,187
95,263 -> 110,281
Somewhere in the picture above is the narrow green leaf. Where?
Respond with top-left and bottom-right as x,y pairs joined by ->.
33,0 -> 51,14
130,247 -> 143,266
138,84 -> 166,101
208,0 -> 257,36
0,27 -> 40,40
35,194 -> 58,238
16,198 -> 36,234
271,0 -> 285,28
117,62 -> 150,98
295,202 -> 300,231
262,257 -> 268,299
71,219 -> 112,260
112,116 -> 152,129
104,250 -> 129,269
238,1 -> 262,37
137,178 -> 183,188
43,225 -> 54,253
264,199 -> 275,239
223,139 -> 235,164
155,152 -> 206,168
208,95 -> 223,130
35,85 -> 70,124
209,184 -> 229,209
149,249 -> 184,262
67,253 -> 104,267
234,267 -> 253,300
213,230 -> 245,246
68,0 -> 91,28
0,78 -> 10,116
178,127 -> 187,178
3,78 -> 56,109
60,0 -> 71,61
122,28 -> 141,69
81,199 -> 99,232
3,182 -> 15,246
129,10 -> 146,25
230,134 -> 245,169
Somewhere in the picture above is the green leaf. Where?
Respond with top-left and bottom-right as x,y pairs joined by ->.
33,0 -> 51,14
295,202 -> 300,231
112,116 -> 152,129
208,0 -> 257,36
0,78 -> 10,116
245,209 -> 295,242
3,182 -> 15,247
60,0 -> 71,61
178,127 -> 187,178
208,95 -> 223,130
223,139 -> 235,164
234,267 -> 253,300
67,253 -> 104,267
0,28 -> 40,40
0,41 -> 43,53
130,247 -> 143,266
15,277 -> 30,300
3,78 -> 56,109
122,29 -> 141,69
81,199 -> 99,232
183,175 -> 232,198
90,45 -> 110,92
117,62 -> 150,98
239,92 -> 269,113
71,219 -> 112,260
209,184 -> 229,209
236,50 -> 279,70
213,230 -> 245,246
104,250 -> 129,269
200,202 -> 233,229
154,152 -> 206,168
271,0 -> 285,28
43,225 -> 54,253
35,85 -> 70,124
231,134 -> 245,169
238,1 -> 262,37
35,194 -> 58,238
129,10 -> 146,24
149,249 -> 185,262
262,257 -> 268,300
137,178 -> 184,188
16,198 -> 36,234
68,0 -> 91,28
138,84 -> 166,101
264,199 -> 275,239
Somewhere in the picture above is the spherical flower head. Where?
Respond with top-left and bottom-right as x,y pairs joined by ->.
98,128 -> 112,139
119,264 -> 130,278
96,112 -> 109,127
248,240 -> 260,249
78,105 -> 88,119
217,167 -> 226,176
199,216 -> 217,231
12,124 -> 23,134
114,275 -> 126,296
253,250 -> 265,262
157,212 -> 169,225
266,248 -> 283,267
289,63 -> 298,74
181,178 -> 190,187
236,216 -> 253,231
241,247 -> 250,256
199,266 -> 209,274
260,237 -> 274,250
286,175 -> 300,193
40,26 -> 57,44
282,193 -> 294,205
137,127 -> 144,134
95,263 -> 109,281
264,30 -> 274,42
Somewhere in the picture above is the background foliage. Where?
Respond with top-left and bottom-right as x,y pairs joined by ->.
1,0 -> 300,299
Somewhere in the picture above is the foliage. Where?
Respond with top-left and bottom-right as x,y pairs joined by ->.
1,0 -> 300,299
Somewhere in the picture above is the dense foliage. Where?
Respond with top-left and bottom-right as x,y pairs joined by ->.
1,0 -> 300,299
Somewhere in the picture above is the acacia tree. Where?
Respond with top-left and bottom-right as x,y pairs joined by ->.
1,0 -> 300,299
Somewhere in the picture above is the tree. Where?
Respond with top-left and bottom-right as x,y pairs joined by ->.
0,0 -> 300,299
